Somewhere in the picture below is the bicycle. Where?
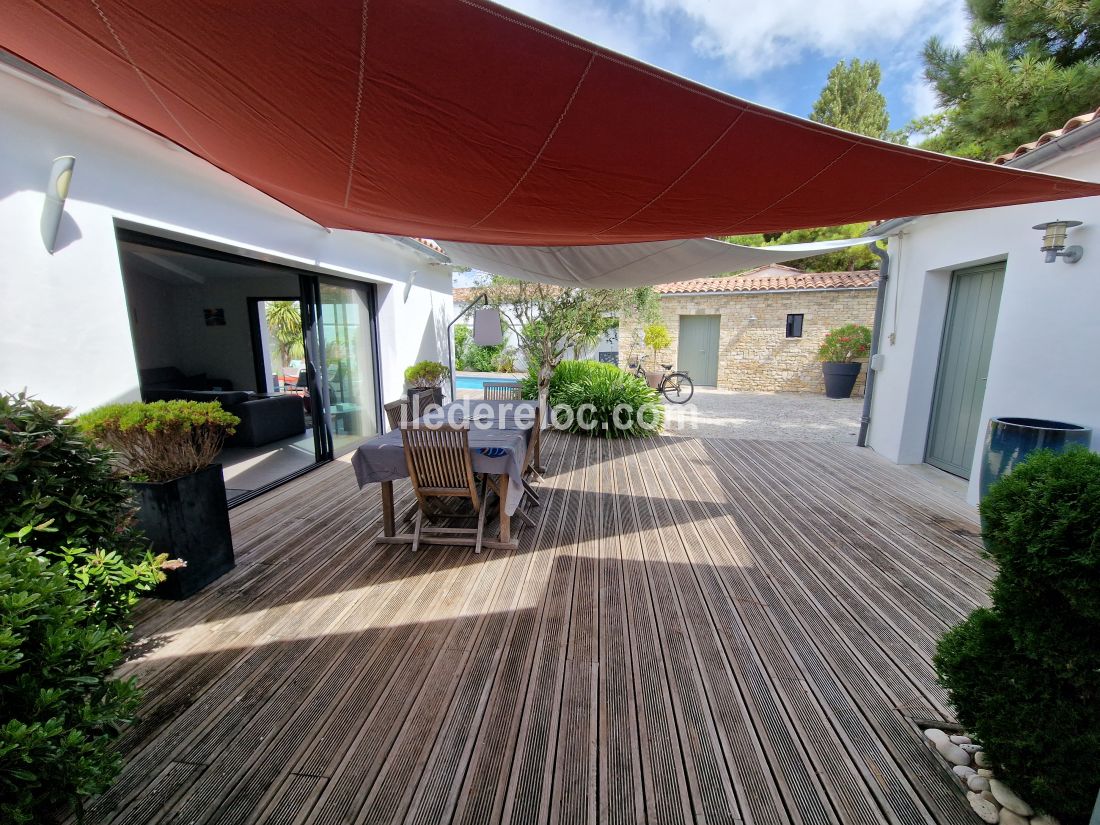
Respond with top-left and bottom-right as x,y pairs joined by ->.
628,355 -> 694,404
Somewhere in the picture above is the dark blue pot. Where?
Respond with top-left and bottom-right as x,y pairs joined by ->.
979,417 -> 1092,501
822,362 -> 861,399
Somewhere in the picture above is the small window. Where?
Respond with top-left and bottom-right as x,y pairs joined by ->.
786,313 -> 804,338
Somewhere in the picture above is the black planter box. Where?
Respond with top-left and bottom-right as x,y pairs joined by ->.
407,386 -> 444,409
134,463 -> 235,600
822,361 -> 862,399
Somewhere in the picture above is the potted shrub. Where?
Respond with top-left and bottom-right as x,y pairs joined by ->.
404,360 -> 450,407
818,323 -> 871,398
643,323 -> 672,388
77,400 -> 239,600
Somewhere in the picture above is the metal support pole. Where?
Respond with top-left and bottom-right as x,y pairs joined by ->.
446,292 -> 489,401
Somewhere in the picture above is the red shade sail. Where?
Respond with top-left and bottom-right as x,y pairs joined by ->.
6,0 -> 1099,245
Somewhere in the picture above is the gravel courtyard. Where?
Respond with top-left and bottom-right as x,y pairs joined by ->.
662,387 -> 864,443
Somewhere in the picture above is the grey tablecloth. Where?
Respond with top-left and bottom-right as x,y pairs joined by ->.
351,400 -> 537,515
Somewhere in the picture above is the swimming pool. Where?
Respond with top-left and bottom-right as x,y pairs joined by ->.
454,375 -> 521,391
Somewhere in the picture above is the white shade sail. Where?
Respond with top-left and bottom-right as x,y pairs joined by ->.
444,235 -> 889,288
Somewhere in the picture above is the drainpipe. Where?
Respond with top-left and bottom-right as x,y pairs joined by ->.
857,241 -> 889,448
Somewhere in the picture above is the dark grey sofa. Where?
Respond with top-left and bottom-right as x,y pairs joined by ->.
137,369 -> 306,449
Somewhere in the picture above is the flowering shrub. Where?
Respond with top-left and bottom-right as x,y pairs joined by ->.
0,392 -> 165,822
817,324 -> 871,363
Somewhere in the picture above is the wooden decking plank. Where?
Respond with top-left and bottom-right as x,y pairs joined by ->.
658,435 -> 885,825
747,440 -> 978,632
200,545 -> 491,825
550,436 -> 601,825
595,437 -> 645,825
449,426 -> 587,825
695,438 -> 973,825
643,437 -> 836,825
768,441 -> 991,592
707,439 -> 950,719
620,436 -> 742,825
793,443 -> 992,580
679,438 -> 935,825
79,431 -> 995,825
498,434 -> 589,825
300,538 -> 518,825
148,537 -> 471,824
635,436 -> 804,825
727,441 -> 954,677
614,438 -> 694,825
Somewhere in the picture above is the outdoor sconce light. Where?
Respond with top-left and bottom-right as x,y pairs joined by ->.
1033,219 -> 1083,264
41,155 -> 75,254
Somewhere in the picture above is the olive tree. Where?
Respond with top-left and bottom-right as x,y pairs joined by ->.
482,277 -> 657,413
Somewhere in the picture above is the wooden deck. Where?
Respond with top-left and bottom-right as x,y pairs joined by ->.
83,433 -> 992,825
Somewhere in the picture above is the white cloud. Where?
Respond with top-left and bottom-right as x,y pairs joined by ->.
497,0 -> 970,82
637,0 -> 965,78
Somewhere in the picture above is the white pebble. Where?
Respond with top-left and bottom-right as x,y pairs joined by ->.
989,780 -> 1033,817
924,728 -> 949,744
998,809 -> 1029,825
953,765 -> 976,779
978,769 -> 993,778
961,743 -> 983,754
967,775 -> 990,793
974,751 -> 993,768
950,734 -> 972,744
936,738 -> 971,765
968,792 -> 1000,823
1031,815 -> 1061,825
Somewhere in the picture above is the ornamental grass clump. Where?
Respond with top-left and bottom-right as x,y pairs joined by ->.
403,360 -> 450,389
523,360 -> 663,438
934,447 -> 1100,823
817,323 -> 871,363
76,400 -> 239,483
0,392 -> 166,823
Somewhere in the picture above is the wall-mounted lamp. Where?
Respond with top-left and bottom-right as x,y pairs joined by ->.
41,155 -> 75,254
1033,220 -> 1083,264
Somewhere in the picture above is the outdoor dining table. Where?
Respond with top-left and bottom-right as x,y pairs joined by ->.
351,399 -> 540,548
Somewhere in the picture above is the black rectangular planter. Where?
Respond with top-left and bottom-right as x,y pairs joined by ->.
134,463 -> 235,600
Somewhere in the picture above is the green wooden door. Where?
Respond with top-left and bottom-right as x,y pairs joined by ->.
677,315 -> 720,387
926,263 -> 1005,478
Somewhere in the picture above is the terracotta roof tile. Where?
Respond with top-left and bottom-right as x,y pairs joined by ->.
653,266 -> 879,294
994,107 -> 1100,164
413,237 -> 446,255
453,266 -> 879,301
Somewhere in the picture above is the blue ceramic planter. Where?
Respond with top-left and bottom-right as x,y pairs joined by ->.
979,417 -> 1092,501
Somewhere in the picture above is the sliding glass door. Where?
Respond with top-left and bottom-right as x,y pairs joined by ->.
301,276 -> 379,460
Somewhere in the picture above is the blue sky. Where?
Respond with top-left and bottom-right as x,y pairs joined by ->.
495,0 -> 971,128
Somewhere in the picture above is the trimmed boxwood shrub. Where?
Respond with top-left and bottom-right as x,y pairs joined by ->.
522,360 -> 663,438
934,447 -> 1100,823
0,392 -> 165,822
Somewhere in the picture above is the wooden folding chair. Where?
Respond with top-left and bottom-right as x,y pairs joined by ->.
483,382 -> 522,400
384,398 -> 409,431
408,388 -> 441,417
400,423 -> 488,553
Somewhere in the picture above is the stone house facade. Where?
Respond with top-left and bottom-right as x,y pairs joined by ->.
619,265 -> 879,395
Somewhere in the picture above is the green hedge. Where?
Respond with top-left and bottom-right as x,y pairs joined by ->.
934,447 -> 1100,823
522,360 -> 663,438
0,392 -> 164,822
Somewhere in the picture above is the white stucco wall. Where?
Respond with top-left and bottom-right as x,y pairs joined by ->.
867,144 -> 1100,503
0,65 -> 452,413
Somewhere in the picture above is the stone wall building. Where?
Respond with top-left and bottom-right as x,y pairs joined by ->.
619,265 -> 879,395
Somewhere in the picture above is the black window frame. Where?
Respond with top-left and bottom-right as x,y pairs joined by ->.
785,313 -> 804,338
